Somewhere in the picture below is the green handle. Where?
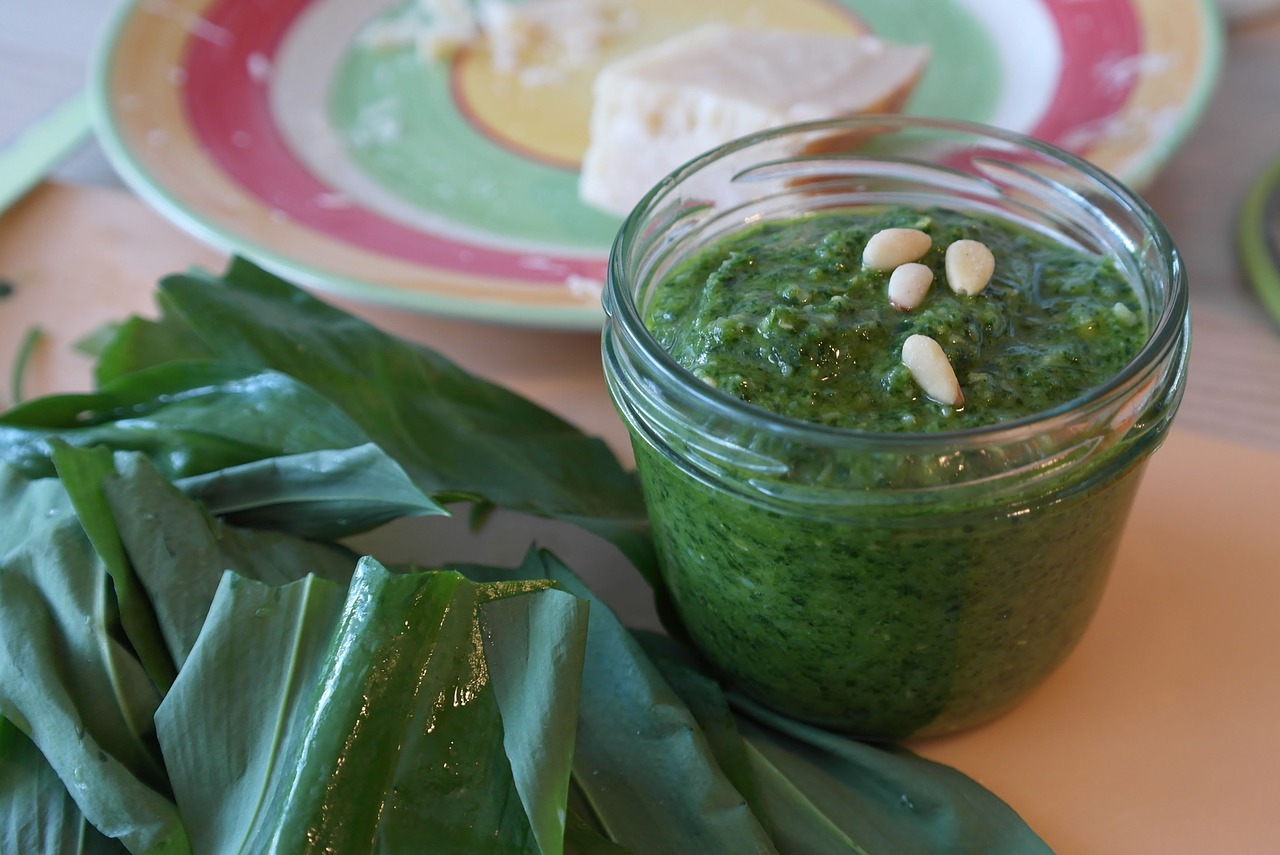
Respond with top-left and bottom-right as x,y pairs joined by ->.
0,91 -> 92,214
1238,150 -> 1280,330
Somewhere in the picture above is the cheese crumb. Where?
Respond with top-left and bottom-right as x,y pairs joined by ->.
360,0 -> 632,84
479,0 -> 635,87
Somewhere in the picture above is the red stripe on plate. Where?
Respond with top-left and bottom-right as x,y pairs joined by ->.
1032,0 -> 1143,152
181,0 -> 605,284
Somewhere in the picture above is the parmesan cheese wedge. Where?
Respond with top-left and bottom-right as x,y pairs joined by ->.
578,25 -> 930,217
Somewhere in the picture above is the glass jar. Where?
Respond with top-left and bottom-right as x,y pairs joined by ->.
601,116 -> 1190,741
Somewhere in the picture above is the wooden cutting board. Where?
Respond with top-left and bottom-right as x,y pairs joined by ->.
3,181 -> 1280,854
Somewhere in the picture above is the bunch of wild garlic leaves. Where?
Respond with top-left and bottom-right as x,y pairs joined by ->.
0,259 -> 1054,854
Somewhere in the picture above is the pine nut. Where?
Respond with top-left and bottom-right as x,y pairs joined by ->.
887,262 -> 934,311
1112,302 -> 1138,326
902,334 -> 964,407
862,228 -> 932,270
945,239 -> 995,295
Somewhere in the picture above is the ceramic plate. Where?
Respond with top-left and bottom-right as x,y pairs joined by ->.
90,0 -> 1221,329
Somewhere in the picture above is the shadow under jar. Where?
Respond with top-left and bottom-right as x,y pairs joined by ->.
601,116 -> 1190,741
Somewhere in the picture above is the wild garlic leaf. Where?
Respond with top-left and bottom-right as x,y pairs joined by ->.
458,550 -> 779,855
0,717 -> 128,855
632,634 -> 785,844
733,699 -> 1056,855
175,442 -> 445,539
91,315 -> 214,385
149,259 -> 658,584
0,362 -> 376,482
100,451 -> 360,668
636,659 -> 874,853
482,590 -> 589,855
627,629 -> 1052,855
51,441 -> 177,691
156,559 -> 587,855
635,632 -> 870,855
153,571 -> 346,854
0,464 -> 189,855
563,812 -> 633,855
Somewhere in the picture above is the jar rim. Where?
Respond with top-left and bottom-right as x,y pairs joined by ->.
604,114 -> 1189,453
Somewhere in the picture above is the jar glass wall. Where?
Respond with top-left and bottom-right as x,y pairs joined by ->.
602,116 -> 1190,741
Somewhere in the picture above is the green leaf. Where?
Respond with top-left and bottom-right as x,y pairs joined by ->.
563,812 -> 633,855
91,315 -> 214,385
156,559 -> 588,854
740,742 -> 872,855
0,717 -> 127,855
482,590 -> 589,855
633,633 -> 869,855
0,464 -> 190,855
632,633 -> 784,845
175,442 -> 446,539
0,362 -> 375,481
51,442 -> 177,692
9,325 -> 43,405
149,258 -> 658,583
152,572 -> 346,854
733,699 -> 1055,855
458,550 -> 779,855
101,452 -> 360,668
620,630 -> 1051,854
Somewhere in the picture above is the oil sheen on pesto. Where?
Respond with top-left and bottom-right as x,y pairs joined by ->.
646,207 -> 1146,431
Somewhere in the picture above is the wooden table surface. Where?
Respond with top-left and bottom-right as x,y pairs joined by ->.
3,4 -> 1280,854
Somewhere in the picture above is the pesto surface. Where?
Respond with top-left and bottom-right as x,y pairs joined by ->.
646,207 -> 1146,431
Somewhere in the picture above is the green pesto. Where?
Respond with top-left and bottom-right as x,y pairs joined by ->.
635,208 -> 1151,740
646,207 -> 1146,431
636,442 -> 1145,739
